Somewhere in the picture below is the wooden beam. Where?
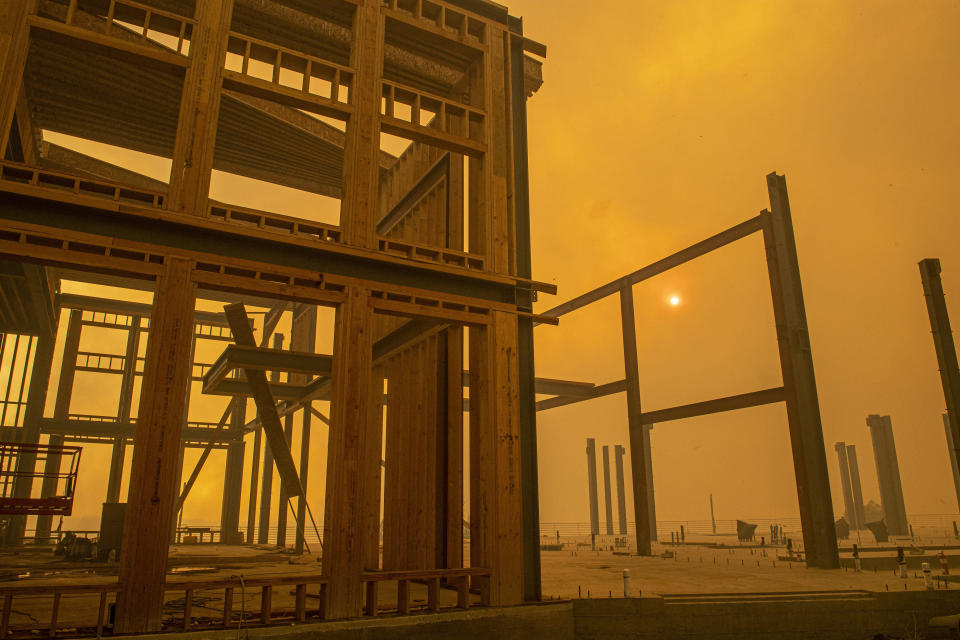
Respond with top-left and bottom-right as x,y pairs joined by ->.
116,258 -> 197,633
338,0 -> 384,249
322,284 -> 376,618
469,311 -> 523,606
166,0 -> 233,215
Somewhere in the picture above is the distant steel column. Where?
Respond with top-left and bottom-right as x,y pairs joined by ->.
866,415 -> 909,536
642,425 -> 657,541
602,445 -> 614,535
586,438 -> 599,535
614,445 -> 628,535
919,259 -> 960,512
944,413 -> 960,510
847,444 -> 866,529
834,442 -> 856,527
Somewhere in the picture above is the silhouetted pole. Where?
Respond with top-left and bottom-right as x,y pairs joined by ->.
586,438 -> 599,535
919,258 -> 960,512
834,442 -> 856,528
847,444 -> 866,529
621,282 -> 652,556
614,445 -> 628,535
761,173 -> 838,569
866,414 -> 909,536
602,445 -> 614,535
710,494 -> 716,535
943,414 -> 960,511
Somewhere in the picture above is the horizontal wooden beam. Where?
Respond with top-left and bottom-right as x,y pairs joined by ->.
539,215 -> 764,321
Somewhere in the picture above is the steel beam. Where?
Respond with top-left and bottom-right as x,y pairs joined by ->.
540,215 -> 764,321
586,438 -> 599,536
762,173 -> 838,569
918,258 -> 960,511
637,387 -> 786,424
621,283 -> 652,556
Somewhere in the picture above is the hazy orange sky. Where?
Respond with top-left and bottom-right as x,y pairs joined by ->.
34,0 -> 960,534
522,0 -> 960,524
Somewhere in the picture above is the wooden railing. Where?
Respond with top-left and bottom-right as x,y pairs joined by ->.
381,0 -> 487,44
225,32 -> 354,106
0,162 -> 489,274
361,568 -> 490,616
381,80 -> 485,149
378,236 -> 485,270
54,0 -> 195,55
0,568 -> 490,637
0,161 -> 165,209
208,202 -> 342,243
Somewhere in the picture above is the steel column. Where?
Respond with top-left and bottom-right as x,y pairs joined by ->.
761,173 -> 838,569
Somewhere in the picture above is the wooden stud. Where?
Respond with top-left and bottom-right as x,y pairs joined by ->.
1,594 -> 12,638
397,579 -> 409,615
222,587 -> 233,627
260,585 -> 272,623
295,584 -> 306,622
182,589 -> 193,630
364,580 -> 378,616
456,576 -> 469,609
49,592 -> 60,637
427,577 -> 440,612
96,591 -> 106,636
115,258 -> 197,634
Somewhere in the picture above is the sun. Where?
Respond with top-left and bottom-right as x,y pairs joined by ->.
669,295 -> 681,306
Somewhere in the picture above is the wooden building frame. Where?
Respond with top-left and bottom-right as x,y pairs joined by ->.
536,173 -> 840,570
0,0 -> 552,631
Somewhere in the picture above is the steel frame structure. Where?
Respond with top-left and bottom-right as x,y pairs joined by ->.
536,173 -> 840,570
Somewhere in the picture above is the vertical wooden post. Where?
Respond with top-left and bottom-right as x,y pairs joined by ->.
115,258 -> 197,633
166,0 -> 233,215
469,311 -> 523,606
761,172 -> 838,569
620,283 -> 652,556
107,316 -> 142,504
322,284 -> 375,619
339,0 -> 384,249
363,366 -> 384,569
6,329 -> 55,546
35,310 -> 82,543
0,2 -> 36,160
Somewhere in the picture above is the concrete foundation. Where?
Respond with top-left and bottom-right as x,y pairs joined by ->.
116,591 -> 960,640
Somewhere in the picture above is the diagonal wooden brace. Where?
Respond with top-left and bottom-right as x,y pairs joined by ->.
223,303 -> 303,497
